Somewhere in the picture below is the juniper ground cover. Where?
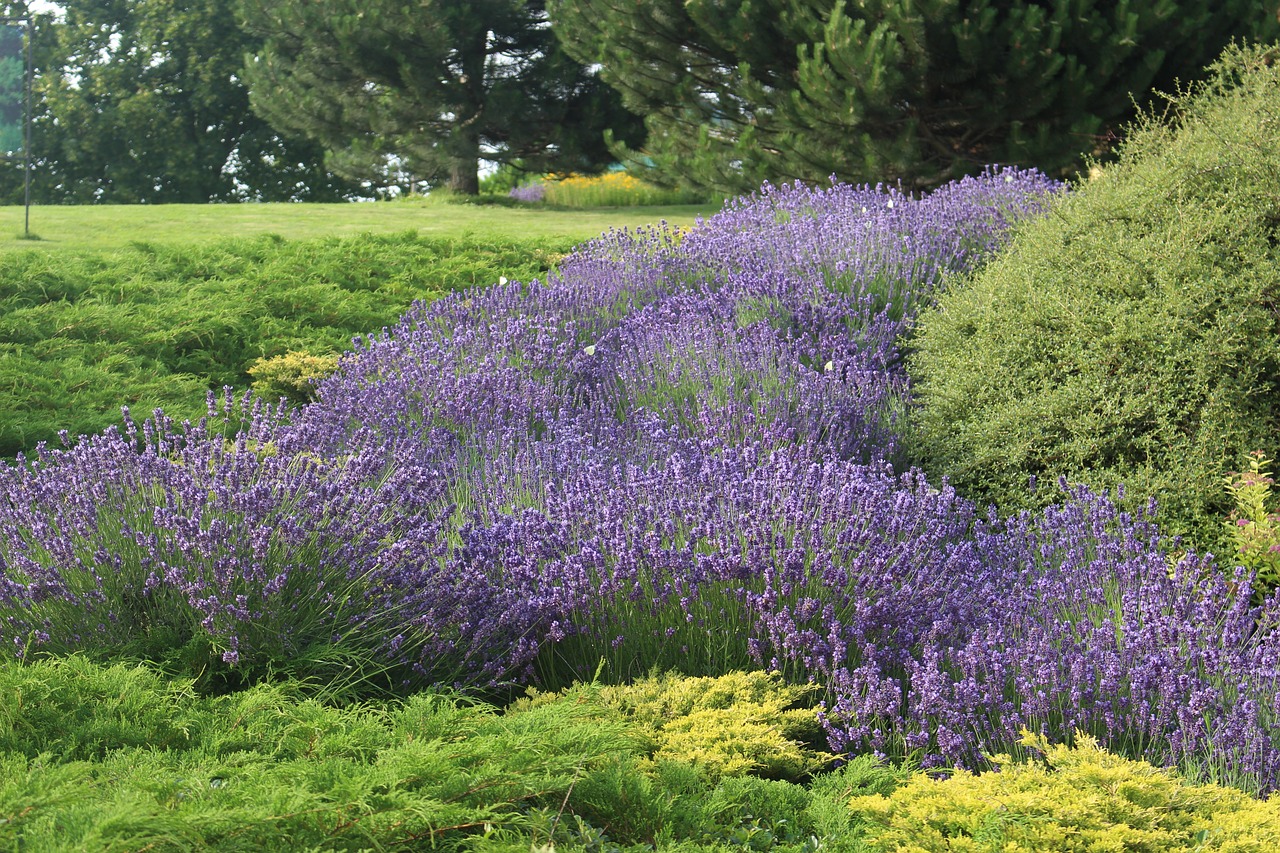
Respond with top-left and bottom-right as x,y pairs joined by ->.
0,232 -> 577,456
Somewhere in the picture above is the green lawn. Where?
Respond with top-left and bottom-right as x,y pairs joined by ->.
0,198 -> 721,254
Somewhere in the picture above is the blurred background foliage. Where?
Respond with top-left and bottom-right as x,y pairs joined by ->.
0,1 -> 1275,202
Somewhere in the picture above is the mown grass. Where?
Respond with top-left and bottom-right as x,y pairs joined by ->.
0,196 -> 719,254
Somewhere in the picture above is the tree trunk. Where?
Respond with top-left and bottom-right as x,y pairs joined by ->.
446,21 -> 488,195
447,149 -> 479,194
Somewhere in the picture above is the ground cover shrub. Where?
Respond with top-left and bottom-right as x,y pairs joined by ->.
12,657 -> 1274,851
0,657 -> 646,851
0,654 -> 200,760
0,232 -> 571,456
847,731 -> 1280,851
509,171 -> 710,207
907,43 -> 1280,551
245,350 -> 340,405
521,671 -> 834,783
1,656 -> 918,852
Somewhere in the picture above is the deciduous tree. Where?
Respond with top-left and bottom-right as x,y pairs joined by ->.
0,0 -> 350,203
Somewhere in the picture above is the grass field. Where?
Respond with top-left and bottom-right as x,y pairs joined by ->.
0,197 -> 721,254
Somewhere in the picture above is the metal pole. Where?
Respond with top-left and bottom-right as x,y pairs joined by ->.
23,16 -> 30,238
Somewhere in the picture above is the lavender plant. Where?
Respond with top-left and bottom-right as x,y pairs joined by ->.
902,486 -> 1280,793
2,171 -> 1055,688
27,165 -> 1280,796
508,182 -> 546,203
0,392 -> 528,692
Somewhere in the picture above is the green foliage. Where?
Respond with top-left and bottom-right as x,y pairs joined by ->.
704,777 -> 815,849
847,730 -> 1280,851
0,655 -> 201,761
0,0 -> 350,203
1223,450 -> 1280,598
479,162 -> 529,196
0,24 -> 22,156
549,0 -> 1278,194
237,0 -> 644,194
0,657 -> 645,852
907,42 -> 1280,550
0,231 -> 572,456
0,657 -> 916,852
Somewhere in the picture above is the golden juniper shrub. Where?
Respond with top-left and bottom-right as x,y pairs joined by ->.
848,730 -> 1280,852
247,350 -> 340,405
571,670 -> 834,782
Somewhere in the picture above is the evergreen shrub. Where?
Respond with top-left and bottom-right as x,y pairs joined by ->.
0,657 -> 915,851
907,43 -> 1280,549
246,350 -> 340,405
848,731 -> 1280,851
520,671 -> 834,783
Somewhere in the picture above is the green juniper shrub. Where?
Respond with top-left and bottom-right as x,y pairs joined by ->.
0,658 -> 645,852
802,756 -> 915,849
0,655 -> 201,761
906,42 -> 1280,551
704,776 -> 814,847
560,754 -> 672,845
35,659 -> 1273,851
2,657 -> 892,852
0,232 -> 571,456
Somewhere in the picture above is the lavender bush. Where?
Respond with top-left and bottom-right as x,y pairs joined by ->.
0,392 -> 527,692
903,486 -> 1280,792
6,165 -> 1280,792
508,182 -> 546,203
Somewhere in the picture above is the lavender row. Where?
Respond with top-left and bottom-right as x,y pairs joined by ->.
7,167 -> 1278,790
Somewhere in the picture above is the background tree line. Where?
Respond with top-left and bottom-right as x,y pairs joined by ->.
0,0 -> 1275,204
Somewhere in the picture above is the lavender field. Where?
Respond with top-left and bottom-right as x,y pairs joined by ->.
3,163 -> 1279,801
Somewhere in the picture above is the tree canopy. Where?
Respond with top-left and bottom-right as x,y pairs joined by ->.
0,0 -> 352,204
549,0 -> 1280,193
238,0 -> 644,194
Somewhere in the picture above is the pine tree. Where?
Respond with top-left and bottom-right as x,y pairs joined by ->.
238,0 -> 643,194
549,0 -> 1280,192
